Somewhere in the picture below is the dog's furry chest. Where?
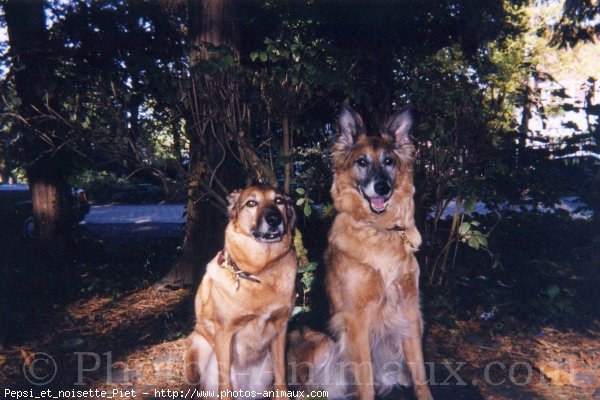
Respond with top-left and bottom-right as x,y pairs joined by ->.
232,304 -> 286,364
200,259 -> 296,365
329,222 -> 417,287
327,220 -> 421,334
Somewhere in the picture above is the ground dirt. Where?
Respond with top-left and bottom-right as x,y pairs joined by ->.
1,286 -> 598,399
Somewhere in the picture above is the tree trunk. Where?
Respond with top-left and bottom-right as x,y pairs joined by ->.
28,164 -> 71,289
3,0 -> 48,115
159,0 -> 239,289
4,0 -> 71,297
160,136 -> 229,288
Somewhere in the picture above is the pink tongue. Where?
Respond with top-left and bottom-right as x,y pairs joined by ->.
370,197 -> 386,209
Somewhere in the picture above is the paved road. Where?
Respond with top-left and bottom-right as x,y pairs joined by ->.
80,204 -> 186,239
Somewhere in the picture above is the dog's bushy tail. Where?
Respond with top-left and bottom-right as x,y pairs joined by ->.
287,327 -> 349,399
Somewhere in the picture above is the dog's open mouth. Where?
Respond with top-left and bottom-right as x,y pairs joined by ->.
368,196 -> 388,214
252,231 -> 283,243
359,187 -> 389,214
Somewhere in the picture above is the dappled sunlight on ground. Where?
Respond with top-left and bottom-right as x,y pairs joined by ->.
89,338 -> 188,400
425,321 -> 600,399
1,286 -> 598,399
0,286 -> 191,396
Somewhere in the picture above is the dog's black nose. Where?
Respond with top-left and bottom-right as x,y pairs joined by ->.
265,211 -> 283,227
374,181 -> 391,196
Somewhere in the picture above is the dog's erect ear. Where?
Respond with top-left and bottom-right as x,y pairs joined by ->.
285,195 -> 297,233
227,189 -> 242,219
337,105 -> 366,149
384,105 -> 414,146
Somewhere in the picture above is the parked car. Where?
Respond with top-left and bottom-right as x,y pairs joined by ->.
0,183 -> 90,238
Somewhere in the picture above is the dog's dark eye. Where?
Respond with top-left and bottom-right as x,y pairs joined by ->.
274,197 -> 285,205
356,158 -> 368,167
383,157 -> 395,166
246,200 -> 257,207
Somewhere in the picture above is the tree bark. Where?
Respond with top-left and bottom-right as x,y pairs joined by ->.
4,0 -> 72,296
160,0 -> 240,289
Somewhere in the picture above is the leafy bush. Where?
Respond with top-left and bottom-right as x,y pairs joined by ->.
423,211 -> 597,329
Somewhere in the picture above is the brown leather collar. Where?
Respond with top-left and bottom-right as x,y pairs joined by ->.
217,251 -> 261,291
387,225 -> 415,248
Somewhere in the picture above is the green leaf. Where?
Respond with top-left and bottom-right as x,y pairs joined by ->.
477,234 -> 488,248
296,198 -> 305,205
259,51 -> 268,62
301,273 -> 314,290
303,203 -> 312,217
459,222 -> 471,236
546,284 -> 560,299
321,203 -> 335,217
467,236 -> 480,249
470,231 -> 488,248
304,261 -> 318,271
250,52 -> 259,62
295,187 -> 306,195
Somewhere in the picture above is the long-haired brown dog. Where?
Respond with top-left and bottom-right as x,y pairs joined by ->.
185,185 -> 297,400
289,106 -> 432,400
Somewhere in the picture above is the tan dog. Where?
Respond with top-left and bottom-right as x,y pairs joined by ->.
289,106 -> 432,400
185,186 -> 297,400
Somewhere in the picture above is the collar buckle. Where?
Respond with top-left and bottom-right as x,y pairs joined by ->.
217,251 -> 261,291
387,225 -> 415,249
